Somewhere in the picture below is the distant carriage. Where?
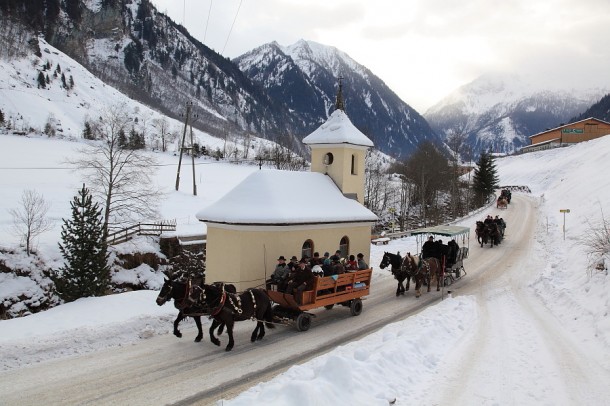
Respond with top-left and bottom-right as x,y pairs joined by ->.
497,196 -> 508,209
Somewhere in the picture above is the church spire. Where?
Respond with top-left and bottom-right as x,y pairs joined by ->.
335,75 -> 345,111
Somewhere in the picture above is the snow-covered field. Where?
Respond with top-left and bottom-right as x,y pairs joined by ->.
1,132 -> 610,404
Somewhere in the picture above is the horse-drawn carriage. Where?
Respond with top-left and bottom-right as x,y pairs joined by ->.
497,196 -> 508,209
380,225 -> 470,298
266,268 -> 372,331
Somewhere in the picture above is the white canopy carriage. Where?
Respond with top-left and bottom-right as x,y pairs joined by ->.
410,225 -> 470,287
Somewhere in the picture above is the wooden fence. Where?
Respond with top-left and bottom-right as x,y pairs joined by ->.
107,219 -> 177,245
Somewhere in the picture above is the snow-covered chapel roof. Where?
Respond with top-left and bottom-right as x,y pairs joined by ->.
302,109 -> 374,147
196,170 -> 377,226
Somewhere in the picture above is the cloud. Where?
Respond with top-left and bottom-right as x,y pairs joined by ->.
151,0 -> 610,112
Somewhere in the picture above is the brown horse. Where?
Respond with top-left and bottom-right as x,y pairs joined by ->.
201,284 -> 275,351
402,253 -> 442,298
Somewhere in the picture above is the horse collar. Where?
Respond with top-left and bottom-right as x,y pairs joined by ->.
210,291 -> 226,316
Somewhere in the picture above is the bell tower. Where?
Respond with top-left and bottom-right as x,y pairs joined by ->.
303,77 -> 374,205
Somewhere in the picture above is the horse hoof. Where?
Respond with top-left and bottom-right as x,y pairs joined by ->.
212,339 -> 220,347
225,345 -> 234,351
174,332 -> 182,338
195,337 -> 202,343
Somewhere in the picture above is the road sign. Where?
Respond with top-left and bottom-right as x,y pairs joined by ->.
560,209 -> 570,239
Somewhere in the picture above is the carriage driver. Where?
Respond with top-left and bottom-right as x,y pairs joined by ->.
422,236 -> 435,259
266,255 -> 290,291
285,258 -> 314,305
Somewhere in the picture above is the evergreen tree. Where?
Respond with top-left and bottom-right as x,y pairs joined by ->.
69,75 -> 75,89
118,128 -> 128,147
37,71 -> 46,88
472,151 -> 499,206
54,184 -> 109,302
83,121 -> 94,140
61,73 -> 67,88
0,109 -> 4,124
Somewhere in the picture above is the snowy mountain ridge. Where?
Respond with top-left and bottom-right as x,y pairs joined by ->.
425,73 -> 609,154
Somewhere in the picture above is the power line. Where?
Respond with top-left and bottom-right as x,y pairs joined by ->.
221,0 -> 243,54
204,0 -> 213,44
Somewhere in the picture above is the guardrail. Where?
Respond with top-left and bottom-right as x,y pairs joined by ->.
107,219 -> 177,245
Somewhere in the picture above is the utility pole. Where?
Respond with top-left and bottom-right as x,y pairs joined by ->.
190,123 -> 197,196
176,101 -> 192,192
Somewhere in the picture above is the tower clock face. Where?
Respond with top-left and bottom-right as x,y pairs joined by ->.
323,152 -> 334,165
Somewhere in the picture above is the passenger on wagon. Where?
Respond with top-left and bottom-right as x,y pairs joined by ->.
266,255 -> 289,291
330,255 -> 345,275
357,253 -> 369,270
447,239 -> 459,266
422,236 -> 435,259
322,252 -> 332,276
310,252 -> 323,266
287,255 -> 299,272
285,258 -> 314,305
344,254 -> 358,271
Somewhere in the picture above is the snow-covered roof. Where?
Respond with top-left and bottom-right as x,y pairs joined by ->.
302,109 -> 374,147
196,170 -> 377,225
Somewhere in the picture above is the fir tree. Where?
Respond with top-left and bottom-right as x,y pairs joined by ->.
0,109 -> 4,124
472,151 -> 499,206
61,73 -> 67,88
54,184 -> 110,302
37,71 -> 46,88
69,75 -> 75,89
118,128 -> 128,148
83,121 -> 94,140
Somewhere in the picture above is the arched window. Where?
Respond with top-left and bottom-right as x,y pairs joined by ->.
323,152 -> 334,165
351,154 -> 357,175
302,239 -> 314,259
339,236 -> 349,258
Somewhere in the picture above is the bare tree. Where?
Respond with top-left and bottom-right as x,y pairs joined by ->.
67,104 -> 164,235
152,117 -> 171,152
9,189 -> 53,256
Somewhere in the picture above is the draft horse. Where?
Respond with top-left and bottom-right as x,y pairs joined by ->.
201,284 -> 275,351
476,221 -> 491,247
402,253 -> 442,298
380,251 -> 411,296
156,277 -> 235,342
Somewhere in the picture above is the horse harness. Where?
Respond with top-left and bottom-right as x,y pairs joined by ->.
205,288 -> 259,320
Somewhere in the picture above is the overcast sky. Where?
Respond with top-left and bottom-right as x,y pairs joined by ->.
150,0 -> 610,113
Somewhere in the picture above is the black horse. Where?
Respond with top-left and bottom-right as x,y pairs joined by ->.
201,284 -> 275,351
380,251 -> 411,296
156,277 -> 235,342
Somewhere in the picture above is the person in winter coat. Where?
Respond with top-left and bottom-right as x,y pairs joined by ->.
266,255 -> 290,291
422,236 -> 435,258
285,258 -> 314,305
357,253 -> 369,270
345,254 -> 358,271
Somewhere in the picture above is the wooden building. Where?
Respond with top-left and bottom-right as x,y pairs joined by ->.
522,117 -> 610,153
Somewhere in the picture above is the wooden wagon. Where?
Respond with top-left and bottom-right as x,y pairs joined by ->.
266,268 -> 372,331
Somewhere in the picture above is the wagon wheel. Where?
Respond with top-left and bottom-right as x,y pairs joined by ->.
324,304 -> 334,310
350,299 -> 363,316
444,275 -> 452,287
296,313 -> 311,332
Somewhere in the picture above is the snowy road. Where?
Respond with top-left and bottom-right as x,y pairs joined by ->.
1,195 -> 608,405
427,195 -> 610,406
